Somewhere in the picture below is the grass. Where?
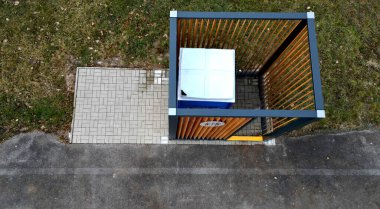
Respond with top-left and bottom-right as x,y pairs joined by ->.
0,0 -> 379,141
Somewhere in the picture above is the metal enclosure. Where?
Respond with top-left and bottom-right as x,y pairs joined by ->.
169,11 -> 325,141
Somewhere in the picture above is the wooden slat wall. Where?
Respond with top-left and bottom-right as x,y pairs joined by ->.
176,117 -> 251,140
262,27 -> 315,134
176,18 -> 300,75
262,27 -> 315,112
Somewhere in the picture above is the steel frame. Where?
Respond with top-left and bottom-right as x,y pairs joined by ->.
169,11 -> 324,140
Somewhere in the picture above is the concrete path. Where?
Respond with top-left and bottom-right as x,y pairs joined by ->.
1,131 -> 379,208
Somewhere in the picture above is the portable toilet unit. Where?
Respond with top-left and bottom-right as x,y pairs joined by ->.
168,11 -> 325,141
178,48 -> 235,108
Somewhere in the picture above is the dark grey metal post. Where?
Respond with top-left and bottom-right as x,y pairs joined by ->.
307,12 -> 325,110
168,11 -> 178,140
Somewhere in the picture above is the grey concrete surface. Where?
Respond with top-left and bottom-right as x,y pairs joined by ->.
0,130 -> 380,209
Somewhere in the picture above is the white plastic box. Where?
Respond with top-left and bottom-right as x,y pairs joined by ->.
178,48 -> 235,108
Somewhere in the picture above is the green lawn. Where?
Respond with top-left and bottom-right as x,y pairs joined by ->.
1,0 -> 379,141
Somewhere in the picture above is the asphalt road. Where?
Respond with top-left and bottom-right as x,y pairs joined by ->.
0,131 -> 379,209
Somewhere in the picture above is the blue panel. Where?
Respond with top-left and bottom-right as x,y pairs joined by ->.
176,11 -> 307,20
169,17 -> 178,108
178,101 -> 232,109
177,108 -> 318,118
307,18 -> 325,110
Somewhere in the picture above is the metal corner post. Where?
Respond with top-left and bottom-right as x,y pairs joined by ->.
169,12 -> 178,139
307,16 -> 325,110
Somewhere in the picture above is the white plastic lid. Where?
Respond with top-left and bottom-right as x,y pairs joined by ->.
178,48 -> 235,102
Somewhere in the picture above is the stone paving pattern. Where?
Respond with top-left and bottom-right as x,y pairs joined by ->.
233,77 -> 262,136
71,67 -> 261,145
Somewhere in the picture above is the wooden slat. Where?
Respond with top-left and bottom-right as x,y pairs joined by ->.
263,27 -> 309,80
184,117 -> 196,139
289,96 -> 314,110
281,89 -> 314,110
264,48 -> 310,96
176,117 -> 252,140
181,117 -> 190,139
177,117 -> 184,138
216,118 -> 242,139
186,19 -> 193,48
197,19 -> 204,48
198,117 -> 212,139
247,20 -> 283,71
217,19 -> 229,48
265,55 -> 310,99
273,118 -> 297,131
210,118 -> 230,139
264,38 -> 309,86
265,61 -> 311,103
213,118 -> 240,139
231,19 -> 247,49
192,19 -> 199,48
211,19 -> 222,48
241,20 -> 269,73
264,54 -> 310,100
242,20 -> 271,71
235,19 -> 253,51
272,82 -> 313,108
265,54 -> 311,104
209,118 -> 233,139
180,19 -> 186,47
238,20 -> 260,64
267,69 -> 311,103
206,19 -> 217,48
221,118 -> 251,139
193,117 -> 207,139
251,20 -> 291,73
257,20 -> 298,71
264,48 -> 310,94
245,20 -> 279,71
238,20 -> 263,66
263,27 -> 308,79
221,20 -> 234,48
204,117 -> 221,139
201,19 -> 211,48
188,117 -> 202,138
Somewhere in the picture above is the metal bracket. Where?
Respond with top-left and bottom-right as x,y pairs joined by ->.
316,110 -> 325,118
168,108 -> 176,115
170,10 -> 177,18
307,12 -> 315,19
264,138 -> 276,146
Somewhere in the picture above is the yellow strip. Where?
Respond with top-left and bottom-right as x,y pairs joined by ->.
228,136 -> 263,141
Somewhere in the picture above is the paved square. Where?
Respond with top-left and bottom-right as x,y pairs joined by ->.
71,67 -> 261,145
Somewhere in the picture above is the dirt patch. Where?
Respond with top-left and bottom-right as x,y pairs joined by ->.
367,59 -> 380,70
65,55 -> 81,93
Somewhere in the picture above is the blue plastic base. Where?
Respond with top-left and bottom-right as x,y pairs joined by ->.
178,100 -> 232,109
